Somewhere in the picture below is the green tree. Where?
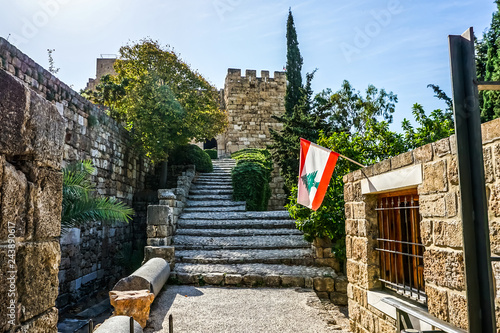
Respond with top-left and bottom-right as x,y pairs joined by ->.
269,71 -> 322,193
62,160 -> 134,229
285,9 -> 304,116
478,1 -> 500,122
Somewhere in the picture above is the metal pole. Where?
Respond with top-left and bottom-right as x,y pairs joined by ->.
130,316 -> 134,333
449,27 -> 496,332
88,319 -> 93,333
169,314 -> 173,333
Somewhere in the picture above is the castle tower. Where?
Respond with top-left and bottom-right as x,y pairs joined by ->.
219,68 -> 286,155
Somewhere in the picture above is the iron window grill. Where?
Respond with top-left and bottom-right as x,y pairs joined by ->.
376,191 -> 426,304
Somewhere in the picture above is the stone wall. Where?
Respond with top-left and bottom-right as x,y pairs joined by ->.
0,37 -> 156,311
343,117 -> 500,332
86,58 -> 117,91
220,69 -> 287,210
0,68 -> 65,331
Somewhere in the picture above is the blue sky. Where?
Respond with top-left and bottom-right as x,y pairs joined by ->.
1,0 -> 497,131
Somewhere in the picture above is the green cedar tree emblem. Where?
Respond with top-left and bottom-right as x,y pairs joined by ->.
301,170 -> 320,194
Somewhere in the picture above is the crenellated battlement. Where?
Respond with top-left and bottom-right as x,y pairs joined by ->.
226,68 -> 286,84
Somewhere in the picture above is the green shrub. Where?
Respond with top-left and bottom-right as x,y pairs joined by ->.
169,144 -> 213,173
205,148 -> 218,159
231,148 -> 273,211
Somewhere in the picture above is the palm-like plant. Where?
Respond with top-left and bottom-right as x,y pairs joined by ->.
62,160 -> 134,229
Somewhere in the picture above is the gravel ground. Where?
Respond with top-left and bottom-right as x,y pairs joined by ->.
145,285 -> 351,333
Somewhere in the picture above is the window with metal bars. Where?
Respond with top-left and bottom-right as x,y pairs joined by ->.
376,190 -> 426,304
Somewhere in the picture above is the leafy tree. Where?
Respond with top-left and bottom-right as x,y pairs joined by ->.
62,160 -> 134,229
478,1 -> 500,122
285,9 -> 304,116
401,84 -> 454,149
269,71 -> 323,193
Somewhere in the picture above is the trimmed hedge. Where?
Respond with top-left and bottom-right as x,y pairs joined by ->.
231,148 -> 273,211
205,148 -> 218,159
169,144 -> 213,173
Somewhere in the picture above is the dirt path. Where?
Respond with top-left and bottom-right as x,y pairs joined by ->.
145,285 -> 351,333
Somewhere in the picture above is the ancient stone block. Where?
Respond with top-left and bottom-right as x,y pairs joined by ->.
490,221 -> 500,255
147,237 -> 171,246
17,241 -> 60,322
484,146 -> 494,183
420,219 -> 433,246
413,143 -> 433,163
448,156 -> 459,186
345,203 -> 353,220
224,274 -> 242,285
445,192 -> 458,217
109,290 -> 154,328
330,292 -> 348,305
147,205 -> 171,225
419,160 -> 447,194
176,273 -> 196,284
16,307 -> 58,333
482,118 -> 500,143
433,137 -> 451,157
1,163 -> 27,239
0,70 -> 30,156
419,194 -> 446,218
263,274 -> 281,287
29,90 -> 65,168
344,183 -> 353,202
434,220 -> 462,248
372,159 -> 391,175
315,258 -> 341,271
33,169 -> 62,239
203,273 -> 224,285
425,284 -> 449,321
448,291 -> 468,330
352,203 -> 366,219
143,246 -> 175,267
242,274 -> 264,287
313,276 -> 335,292
281,275 -> 305,287
0,245 -> 18,331
335,276 -> 348,293
391,151 -> 413,169
423,249 -> 465,290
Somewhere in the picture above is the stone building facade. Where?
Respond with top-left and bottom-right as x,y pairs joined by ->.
343,117 -> 500,332
218,68 -> 287,210
0,37 -> 156,314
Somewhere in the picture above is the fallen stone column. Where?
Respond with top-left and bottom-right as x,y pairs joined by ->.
113,258 -> 170,296
93,315 -> 143,333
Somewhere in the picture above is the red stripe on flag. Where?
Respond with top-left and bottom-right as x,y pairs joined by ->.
299,138 -> 311,176
311,151 -> 339,211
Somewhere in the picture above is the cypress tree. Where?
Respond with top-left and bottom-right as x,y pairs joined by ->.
285,9 -> 304,116
480,1 -> 500,122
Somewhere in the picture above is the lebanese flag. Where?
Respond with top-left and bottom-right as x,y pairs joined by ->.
298,138 -> 339,211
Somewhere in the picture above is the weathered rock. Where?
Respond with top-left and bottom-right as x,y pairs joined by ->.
225,274 -> 242,285
143,246 -> 175,267
109,290 -> 154,328
1,162 -> 27,239
17,241 -> 61,322
313,277 -> 335,292
15,307 -> 58,333
329,292 -> 348,305
113,258 -> 170,296
147,205 -> 171,225
242,274 -> 264,287
203,273 -> 224,285
33,169 -> 62,239
94,315 -> 143,333
281,275 -> 305,287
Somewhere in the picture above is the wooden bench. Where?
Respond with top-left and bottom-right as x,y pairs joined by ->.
381,297 -> 466,333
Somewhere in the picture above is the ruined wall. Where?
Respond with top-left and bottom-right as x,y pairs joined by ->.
343,118 -> 500,332
0,37 -> 156,311
221,69 -> 287,210
0,68 -> 64,332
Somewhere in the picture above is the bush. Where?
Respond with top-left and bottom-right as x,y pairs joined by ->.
231,149 -> 273,211
205,148 -> 218,159
169,144 -> 213,173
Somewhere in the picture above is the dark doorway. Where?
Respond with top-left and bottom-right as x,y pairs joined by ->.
204,138 -> 217,150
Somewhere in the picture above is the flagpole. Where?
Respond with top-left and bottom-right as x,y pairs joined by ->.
336,153 -> 366,168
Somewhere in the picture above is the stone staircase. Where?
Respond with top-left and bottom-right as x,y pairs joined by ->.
171,159 -> 346,301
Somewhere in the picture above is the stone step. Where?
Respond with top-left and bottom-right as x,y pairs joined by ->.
177,219 -> 297,229
186,200 -> 245,207
180,211 -> 291,220
190,185 -> 233,191
173,263 -> 337,282
175,228 -> 303,237
187,194 -> 233,201
189,189 -> 233,195
173,235 -> 310,250
198,172 -> 232,177
193,180 -> 233,185
175,248 -> 314,265
183,206 -> 246,213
